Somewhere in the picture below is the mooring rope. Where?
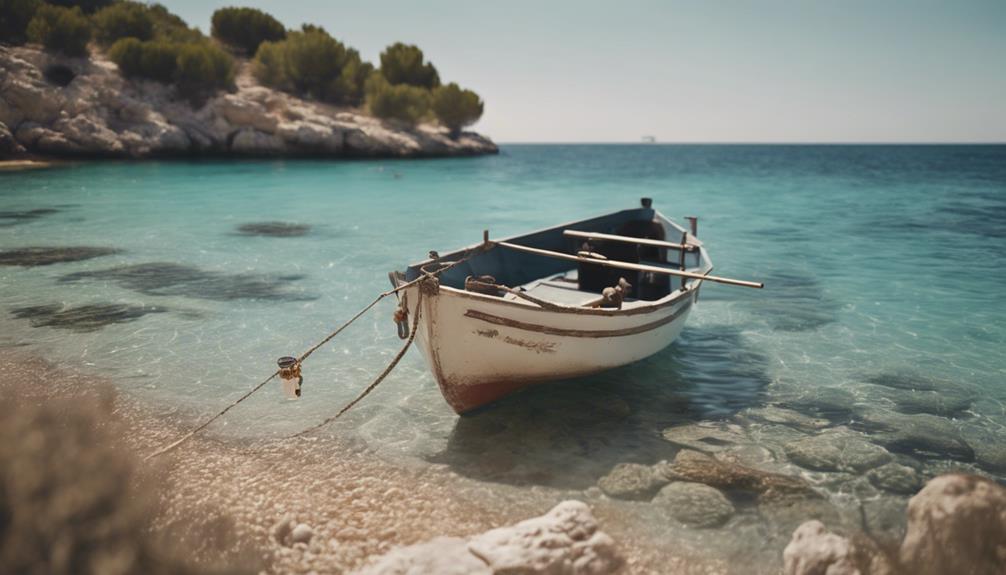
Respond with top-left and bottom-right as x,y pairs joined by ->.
290,286 -> 424,438
144,247 -> 484,460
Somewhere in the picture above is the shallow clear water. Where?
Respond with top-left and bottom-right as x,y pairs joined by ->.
2,145 -> 1005,563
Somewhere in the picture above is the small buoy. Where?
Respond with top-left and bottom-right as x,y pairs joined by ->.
277,356 -> 303,399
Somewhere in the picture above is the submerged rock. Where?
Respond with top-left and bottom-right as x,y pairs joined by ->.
660,449 -> 817,500
739,406 -> 830,432
236,222 -> 311,237
355,500 -> 621,575
960,423 -> 1006,473
778,386 -> 858,420
856,409 -> 974,461
661,422 -> 749,453
866,463 -> 923,494
653,482 -> 734,528
900,474 -> 1006,575
10,303 -> 166,332
0,246 -> 120,266
596,462 -> 667,500
784,428 -> 892,473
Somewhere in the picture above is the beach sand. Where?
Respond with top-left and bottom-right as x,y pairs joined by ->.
0,348 -> 727,574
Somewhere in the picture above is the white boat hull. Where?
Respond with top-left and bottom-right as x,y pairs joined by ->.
396,281 -> 697,413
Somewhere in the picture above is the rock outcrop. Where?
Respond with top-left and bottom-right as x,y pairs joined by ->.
354,500 -> 622,575
0,45 -> 497,159
899,474 -> 1006,575
784,474 -> 1006,575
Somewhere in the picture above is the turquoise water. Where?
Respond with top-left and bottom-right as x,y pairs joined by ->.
2,145 -> 1005,563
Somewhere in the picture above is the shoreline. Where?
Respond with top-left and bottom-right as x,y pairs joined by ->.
0,346 -> 727,574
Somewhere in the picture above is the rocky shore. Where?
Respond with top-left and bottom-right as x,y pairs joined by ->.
0,45 -> 497,160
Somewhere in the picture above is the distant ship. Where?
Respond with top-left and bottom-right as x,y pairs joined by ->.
641,135 -> 657,143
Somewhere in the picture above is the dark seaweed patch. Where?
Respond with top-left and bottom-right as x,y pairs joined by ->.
10,303 -> 166,332
0,247 -> 122,267
0,208 -> 61,227
59,262 -> 315,301
235,222 -> 311,237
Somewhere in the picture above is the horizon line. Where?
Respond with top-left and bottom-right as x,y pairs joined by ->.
494,141 -> 1006,146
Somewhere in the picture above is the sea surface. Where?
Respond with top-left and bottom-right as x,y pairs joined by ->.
2,144 -> 1005,568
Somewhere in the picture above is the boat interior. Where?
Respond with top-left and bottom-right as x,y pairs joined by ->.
400,205 -> 708,309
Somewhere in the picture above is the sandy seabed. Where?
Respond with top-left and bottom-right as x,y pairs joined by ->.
0,348 -> 729,574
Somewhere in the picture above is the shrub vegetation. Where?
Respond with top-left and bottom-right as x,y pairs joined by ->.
211,6 -> 285,55
365,74 -> 430,125
431,83 -> 484,136
0,0 -> 41,44
26,4 -> 91,57
45,0 -> 112,13
379,42 -> 439,88
252,26 -> 372,106
93,1 -> 154,46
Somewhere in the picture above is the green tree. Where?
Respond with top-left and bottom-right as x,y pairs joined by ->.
252,39 -> 287,89
147,3 -> 202,43
108,37 -> 179,83
211,6 -> 285,56
93,1 -> 154,46
379,42 -> 439,89
431,83 -> 483,137
0,0 -> 40,44
45,0 -> 112,14
26,4 -> 91,57
282,27 -> 346,99
174,41 -> 234,104
365,74 -> 429,125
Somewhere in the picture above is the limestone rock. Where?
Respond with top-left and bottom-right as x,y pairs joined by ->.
229,128 -> 285,154
596,462 -> 666,500
355,536 -> 491,575
353,501 -> 621,575
784,428 -> 892,473
653,482 -> 734,528
0,121 -> 23,156
0,44 -> 496,159
468,500 -> 622,575
783,520 -> 859,575
899,474 -> 1006,575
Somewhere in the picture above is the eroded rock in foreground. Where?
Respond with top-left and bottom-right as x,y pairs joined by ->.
354,500 -> 622,575
0,45 -> 497,160
899,474 -> 1006,575
784,473 -> 1006,575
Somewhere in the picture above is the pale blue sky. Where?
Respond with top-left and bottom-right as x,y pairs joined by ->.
166,0 -> 1005,143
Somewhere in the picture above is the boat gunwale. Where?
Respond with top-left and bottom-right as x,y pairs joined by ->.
396,208 -> 714,317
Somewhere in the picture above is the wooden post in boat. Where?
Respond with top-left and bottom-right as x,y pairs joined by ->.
493,240 -> 764,289
686,216 -> 698,237
483,229 -> 490,249
678,231 -> 687,290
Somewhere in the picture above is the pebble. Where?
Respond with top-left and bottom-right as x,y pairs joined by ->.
291,524 -> 315,545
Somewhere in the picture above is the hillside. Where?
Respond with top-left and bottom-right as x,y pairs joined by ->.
0,44 -> 497,159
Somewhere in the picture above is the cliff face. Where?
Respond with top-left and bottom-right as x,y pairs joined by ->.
0,45 -> 497,159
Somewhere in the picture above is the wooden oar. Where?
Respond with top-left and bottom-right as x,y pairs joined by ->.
563,229 -> 694,251
493,240 -> 763,289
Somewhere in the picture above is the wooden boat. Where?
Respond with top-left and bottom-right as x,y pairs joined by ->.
389,199 -> 762,414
